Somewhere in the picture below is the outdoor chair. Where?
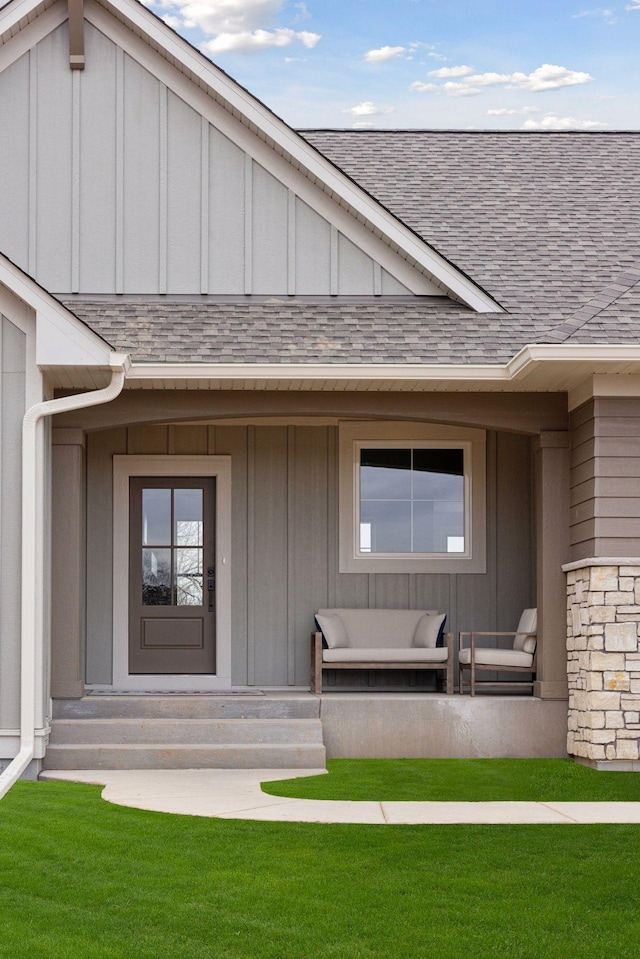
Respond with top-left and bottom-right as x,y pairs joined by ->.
458,608 -> 537,696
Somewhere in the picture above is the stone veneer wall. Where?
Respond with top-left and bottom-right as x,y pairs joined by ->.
566,562 -> 640,767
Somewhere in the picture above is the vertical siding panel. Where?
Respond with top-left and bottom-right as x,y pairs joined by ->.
0,54 -> 30,269
215,426 -> 249,686
79,23 -> 117,292
126,425 -> 168,454
36,23 -> 73,291
71,69 -> 80,293
295,199 -> 331,295
287,189 -> 296,296
252,427 -> 288,685
200,118 -> 209,295
338,234 -> 375,295
123,54 -> 160,292
0,319 -> 25,728
292,427 -> 329,685
496,431 -> 534,632
330,225 -> 338,296
209,128 -> 244,293
28,48 -> 37,275
374,575 -> 410,609
244,154 -> 253,294
252,163 -> 288,294
166,91 -> 201,292
85,428 -> 127,684
287,427 -> 296,684
326,425 -> 337,608
158,85 -> 168,294
115,45 -> 124,294
172,425 -> 208,455
246,426 -> 256,684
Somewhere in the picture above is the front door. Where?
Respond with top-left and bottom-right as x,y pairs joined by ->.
128,477 -> 216,674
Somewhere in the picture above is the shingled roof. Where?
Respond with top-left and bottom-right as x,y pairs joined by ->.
65,131 -> 640,366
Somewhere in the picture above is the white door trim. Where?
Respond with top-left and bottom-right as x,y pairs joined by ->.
112,455 -> 232,691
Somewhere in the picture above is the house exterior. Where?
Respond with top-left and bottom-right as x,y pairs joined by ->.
1,0 -> 640,782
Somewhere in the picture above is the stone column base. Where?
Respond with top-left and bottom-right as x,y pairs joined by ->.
563,559 -> 640,765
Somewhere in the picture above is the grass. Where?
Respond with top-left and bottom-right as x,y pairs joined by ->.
262,758 -> 640,802
0,777 -> 640,958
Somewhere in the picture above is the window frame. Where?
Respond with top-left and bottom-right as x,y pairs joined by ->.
339,422 -> 487,574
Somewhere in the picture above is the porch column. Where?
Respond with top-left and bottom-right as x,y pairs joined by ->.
533,431 -> 570,699
50,429 -> 85,699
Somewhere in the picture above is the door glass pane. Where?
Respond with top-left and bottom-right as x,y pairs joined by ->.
174,489 -> 203,546
142,489 -> 171,546
142,548 -> 171,605
175,548 -> 203,606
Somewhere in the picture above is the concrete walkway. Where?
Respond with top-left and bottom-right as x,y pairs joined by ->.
40,769 -> 640,823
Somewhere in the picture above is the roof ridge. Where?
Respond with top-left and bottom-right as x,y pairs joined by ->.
545,268 -> 640,343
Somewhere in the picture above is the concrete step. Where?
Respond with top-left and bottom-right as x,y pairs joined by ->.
49,718 -> 324,746
52,695 -> 319,721
42,743 -> 327,770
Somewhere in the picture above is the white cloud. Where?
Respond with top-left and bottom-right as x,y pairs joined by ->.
465,64 -> 592,92
443,81 -> 481,96
428,64 -> 475,78
353,121 -> 375,129
343,101 -> 394,117
427,51 -> 449,61
487,106 -> 540,116
573,7 -> 617,21
364,45 -> 406,63
626,1 -> 640,8
162,13 -> 183,27
203,27 -> 319,53
521,112 -> 607,130
409,80 -> 438,92
284,56 -> 307,63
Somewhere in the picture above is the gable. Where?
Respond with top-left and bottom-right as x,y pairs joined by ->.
0,8 -> 440,298
0,0 -> 501,308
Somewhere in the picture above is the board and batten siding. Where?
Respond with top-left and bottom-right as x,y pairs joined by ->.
0,317 -> 26,728
0,20 -> 418,297
84,424 -> 534,688
570,397 -> 640,560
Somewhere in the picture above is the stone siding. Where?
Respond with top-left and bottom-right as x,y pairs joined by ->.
566,563 -> 640,764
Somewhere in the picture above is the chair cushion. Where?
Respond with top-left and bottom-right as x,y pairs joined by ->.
413,613 -> 447,649
323,647 -> 448,663
315,612 -> 350,649
458,648 -> 534,668
513,608 -> 537,654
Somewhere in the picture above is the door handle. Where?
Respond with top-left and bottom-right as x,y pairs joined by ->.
207,567 -> 215,612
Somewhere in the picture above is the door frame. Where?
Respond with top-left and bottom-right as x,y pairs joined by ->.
112,455 -> 232,691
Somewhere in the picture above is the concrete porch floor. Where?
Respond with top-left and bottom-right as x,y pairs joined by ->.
40,768 -> 640,823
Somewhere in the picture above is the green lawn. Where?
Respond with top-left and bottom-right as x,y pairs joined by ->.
262,758 -> 640,802
1,778 -> 640,958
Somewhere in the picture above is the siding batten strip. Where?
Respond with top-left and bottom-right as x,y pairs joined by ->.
71,68 -> 81,293
244,154 -> 253,294
287,426 -> 296,685
158,84 -> 168,295
115,47 -> 124,294
28,47 -> 37,275
330,225 -> 338,296
200,118 -> 209,295
287,190 -> 296,296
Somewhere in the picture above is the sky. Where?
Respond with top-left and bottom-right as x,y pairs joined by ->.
142,0 -> 640,129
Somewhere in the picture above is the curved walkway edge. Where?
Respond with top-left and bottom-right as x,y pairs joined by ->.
40,769 -> 640,824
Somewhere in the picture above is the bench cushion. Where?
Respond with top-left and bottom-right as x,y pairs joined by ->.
316,608 -> 438,649
323,647 -> 448,664
458,648 -> 534,668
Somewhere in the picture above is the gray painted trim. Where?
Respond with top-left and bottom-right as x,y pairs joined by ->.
563,556 -> 640,571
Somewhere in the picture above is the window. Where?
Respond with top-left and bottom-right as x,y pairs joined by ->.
339,423 -> 486,573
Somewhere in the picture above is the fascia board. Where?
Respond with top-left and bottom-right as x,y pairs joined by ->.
0,257 -> 113,367
93,0 -> 501,314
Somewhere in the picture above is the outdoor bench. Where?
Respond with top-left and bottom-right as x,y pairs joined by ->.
311,608 -> 453,695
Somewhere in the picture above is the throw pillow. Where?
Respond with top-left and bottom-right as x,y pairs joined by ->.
315,612 -> 350,649
413,613 -> 446,648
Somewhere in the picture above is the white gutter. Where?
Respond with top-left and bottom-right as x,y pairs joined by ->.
0,352 -> 130,800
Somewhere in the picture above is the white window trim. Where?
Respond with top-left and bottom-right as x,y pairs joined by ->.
112,455 -> 232,691
339,422 -> 486,574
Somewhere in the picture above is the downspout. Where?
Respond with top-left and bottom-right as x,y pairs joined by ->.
0,352 -> 130,800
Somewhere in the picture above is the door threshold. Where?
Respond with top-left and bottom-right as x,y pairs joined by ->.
85,689 -> 266,697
